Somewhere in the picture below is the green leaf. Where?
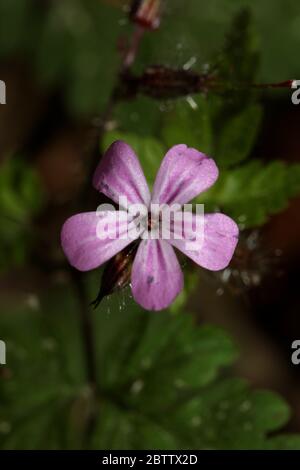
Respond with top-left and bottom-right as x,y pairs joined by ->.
216,8 -> 260,84
113,96 -> 162,137
168,378 -> 291,449
267,434 -> 300,450
199,161 -> 300,228
0,285 -> 235,449
1,282 -> 299,450
161,96 -> 212,155
160,96 -> 262,170
216,104 -> 263,167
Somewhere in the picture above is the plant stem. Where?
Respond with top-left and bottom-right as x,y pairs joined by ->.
122,25 -> 145,70
72,269 -> 97,390
71,11 -> 149,397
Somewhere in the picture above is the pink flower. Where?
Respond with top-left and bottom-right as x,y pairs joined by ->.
61,141 -> 239,311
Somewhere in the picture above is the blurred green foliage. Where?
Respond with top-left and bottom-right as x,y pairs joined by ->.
214,8 -> 260,84
0,0 -> 299,114
140,0 -> 300,81
0,0 -> 123,116
0,158 -> 44,271
1,283 -> 300,450
201,160 -> 300,227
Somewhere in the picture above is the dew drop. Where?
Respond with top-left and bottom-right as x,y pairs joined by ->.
247,231 -> 259,250
191,416 -> 202,427
41,337 -> 57,352
118,18 -> 127,26
186,96 -> 198,110
105,298 -> 111,317
0,422 -> 11,434
238,215 -> 247,223
216,287 -> 224,296
130,379 -> 144,395
174,378 -> 186,389
252,273 -> 261,286
25,293 -> 40,311
239,400 -> 252,412
220,269 -> 231,284
183,56 -> 197,70
241,270 -> 251,287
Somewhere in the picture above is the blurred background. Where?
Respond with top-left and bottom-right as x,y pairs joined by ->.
0,0 -> 300,450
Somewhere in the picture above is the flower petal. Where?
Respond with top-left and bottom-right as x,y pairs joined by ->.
61,211 -> 139,271
131,239 -> 183,311
151,144 -> 218,205
169,213 -> 239,271
93,140 -> 151,206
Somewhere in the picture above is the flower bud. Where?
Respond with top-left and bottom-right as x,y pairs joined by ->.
91,241 -> 138,309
